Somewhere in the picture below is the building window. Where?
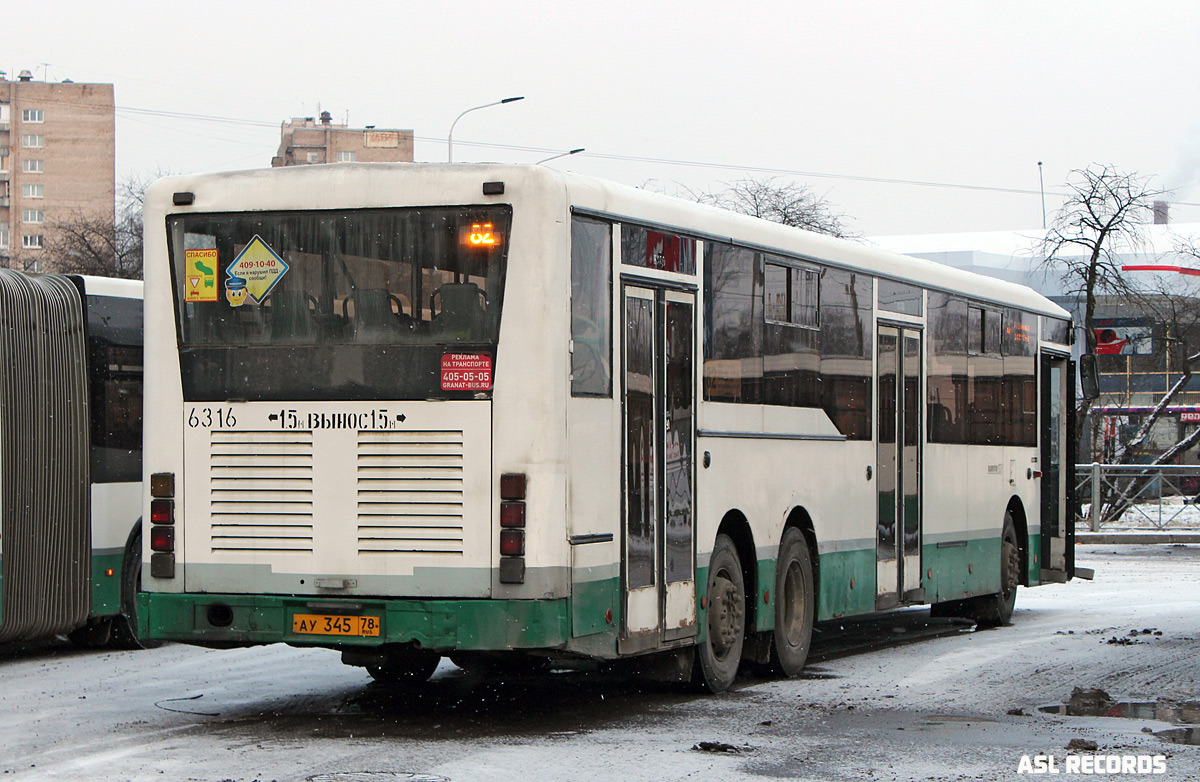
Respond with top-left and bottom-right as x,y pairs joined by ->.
22,235 -> 44,250
22,134 -> 44,148
22,184 -> 44,199
22,109 -> 44,123
23,209 -> 44,224
0,228 -> 8,250
0,153 -> 7,173
337,151 -> 357,162
22,159 -> 43,174
0,105 -> 9,126
306,151 -> 320,163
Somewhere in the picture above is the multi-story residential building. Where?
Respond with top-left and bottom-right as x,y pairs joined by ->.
271,111 -> 413,167
0,69 -> 115,271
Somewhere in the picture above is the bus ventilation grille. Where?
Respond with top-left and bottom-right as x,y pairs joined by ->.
356,429 -> 466,555
208,430 -> 315,553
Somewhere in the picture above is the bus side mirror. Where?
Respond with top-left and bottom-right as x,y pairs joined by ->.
1079,353 -> 1099,400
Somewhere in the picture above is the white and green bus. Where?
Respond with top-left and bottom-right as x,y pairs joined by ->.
0,272 -> 147,648
140,164 -> 1079,691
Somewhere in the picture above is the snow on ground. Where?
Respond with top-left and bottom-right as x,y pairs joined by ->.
1,545 -> 1199,781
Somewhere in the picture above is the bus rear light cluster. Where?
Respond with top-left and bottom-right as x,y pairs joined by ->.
498,473 -> 526,584
149,472 -> 176,579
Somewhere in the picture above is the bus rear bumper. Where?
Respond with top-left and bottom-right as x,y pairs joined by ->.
138,592 -> 571,652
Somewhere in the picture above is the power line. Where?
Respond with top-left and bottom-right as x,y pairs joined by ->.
99,103 -> 1200,207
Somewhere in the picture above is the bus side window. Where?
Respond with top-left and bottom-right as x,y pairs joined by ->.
571,216 -> 612,397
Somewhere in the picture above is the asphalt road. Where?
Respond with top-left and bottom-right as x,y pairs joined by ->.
2,544 -> 1199,781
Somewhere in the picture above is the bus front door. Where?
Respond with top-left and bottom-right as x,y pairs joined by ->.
621,284 -> 697,653
1039,352 -> 1072,580
876,325 -> 924,609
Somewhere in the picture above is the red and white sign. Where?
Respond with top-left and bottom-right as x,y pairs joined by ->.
441,353 -> 493,391
1180,412 -> 1200,422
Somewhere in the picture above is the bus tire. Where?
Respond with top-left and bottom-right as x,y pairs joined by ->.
772,528 -> 815,677
110,526 -> 163,650
367,651 -> 441,684
694,533 -> 745,693
943,513 -> 1020,628
977,513 -> 1021,627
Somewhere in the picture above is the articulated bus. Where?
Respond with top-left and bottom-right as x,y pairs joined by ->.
0,272 -> 147,648
140,164 -> 1078,692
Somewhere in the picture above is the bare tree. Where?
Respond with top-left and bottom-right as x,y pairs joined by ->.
685,177 -> 857,239
1040,164 -> 1164,373
43,174 -> 149,279
1039,165 -> 1200,522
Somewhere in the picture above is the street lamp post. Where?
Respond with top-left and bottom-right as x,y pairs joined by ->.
447,96 -> 525,162
536,148 -> 585,165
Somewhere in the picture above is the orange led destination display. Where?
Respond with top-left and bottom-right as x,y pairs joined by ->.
461,222 -> 502,247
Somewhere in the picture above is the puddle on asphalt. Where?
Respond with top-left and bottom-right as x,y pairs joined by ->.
1040,698 -> 1200,745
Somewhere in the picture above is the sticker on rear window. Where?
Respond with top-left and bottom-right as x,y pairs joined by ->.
441,353 -> 493,391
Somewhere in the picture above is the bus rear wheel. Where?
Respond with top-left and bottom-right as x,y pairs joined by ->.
772,528 -> 814,677
694,534 -> 745,693
366,650 -> 441,684
110,526 -> 162,650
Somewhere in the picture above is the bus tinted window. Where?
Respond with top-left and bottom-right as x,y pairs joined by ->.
87,295 -> 143,483
928,292 -> 968,443
621,224 -> 696,274
168,207 -> 511,401
878,279 -> 923,316
819,268 -> 872,440
571,216 -> 612,397
704,243 -> 762,402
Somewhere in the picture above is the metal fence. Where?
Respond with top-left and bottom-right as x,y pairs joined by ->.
1075,463 -> 1200,531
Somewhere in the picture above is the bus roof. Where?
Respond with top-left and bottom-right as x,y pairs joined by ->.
149,163 -> 1067,319
74,275 -> 142,299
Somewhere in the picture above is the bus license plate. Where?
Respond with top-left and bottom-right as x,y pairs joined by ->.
292,613 -> 381,637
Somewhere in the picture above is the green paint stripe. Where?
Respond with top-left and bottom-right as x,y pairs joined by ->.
141,592 -> 571,651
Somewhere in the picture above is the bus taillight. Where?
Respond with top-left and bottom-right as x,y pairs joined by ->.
150,499 -> 174,525
500,473 -> 526,500
500,501 -> 525,527
499,473 -> 527,584
499,529 -> 525,556
149,473 -> 177,579
150,525 -> 175,552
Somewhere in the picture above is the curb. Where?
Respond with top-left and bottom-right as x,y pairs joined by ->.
1076,533 -> 1200,544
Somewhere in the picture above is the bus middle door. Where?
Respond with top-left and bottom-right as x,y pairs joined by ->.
621,284 -> 697,653
876,325 -> 924,609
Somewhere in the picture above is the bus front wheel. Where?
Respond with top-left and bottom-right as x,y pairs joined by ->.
695,534 -> 745,693
772,528 -> 814,677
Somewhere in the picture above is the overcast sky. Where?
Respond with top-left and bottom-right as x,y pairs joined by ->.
9,1 -> 1200,236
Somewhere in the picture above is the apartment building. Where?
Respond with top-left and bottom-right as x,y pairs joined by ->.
271,111 -> 413,167
0,69 -> 115,271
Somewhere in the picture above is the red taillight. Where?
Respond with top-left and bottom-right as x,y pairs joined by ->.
150,525 -> 175,552
500,473 -> 527,500
500,501 -> 526,528
499,529 -> 525,556
150,498 -> 174,525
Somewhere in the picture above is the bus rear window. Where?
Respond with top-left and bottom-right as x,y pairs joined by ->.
167,206 -> 511,401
